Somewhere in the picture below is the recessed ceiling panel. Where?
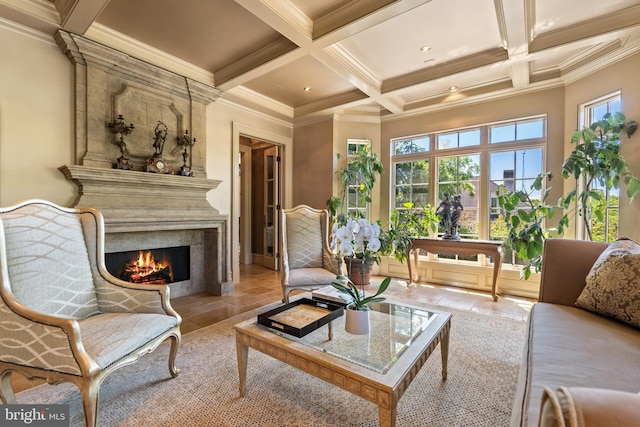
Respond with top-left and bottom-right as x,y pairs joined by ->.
394,66 -> 510,104
337,0 -> 502,80
534,0 -> 639,34
531,45 -> 591,72
96,0 -> 281,72
243,55 -> 355,107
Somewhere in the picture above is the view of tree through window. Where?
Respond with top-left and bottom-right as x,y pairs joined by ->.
581,93 -> 621,243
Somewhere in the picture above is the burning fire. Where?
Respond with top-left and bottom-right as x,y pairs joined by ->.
124,250 -> 173,284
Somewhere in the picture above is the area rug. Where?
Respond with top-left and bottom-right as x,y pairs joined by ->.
16,300 -> 526,426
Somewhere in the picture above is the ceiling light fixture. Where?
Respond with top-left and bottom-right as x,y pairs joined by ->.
420,45 -> 432,52
449,86 -> 458,91
303,86 -> 311,92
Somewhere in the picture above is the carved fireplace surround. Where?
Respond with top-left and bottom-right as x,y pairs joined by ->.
55,30 -> 232,297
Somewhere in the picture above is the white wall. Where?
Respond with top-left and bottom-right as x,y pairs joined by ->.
0,20 -> 75,206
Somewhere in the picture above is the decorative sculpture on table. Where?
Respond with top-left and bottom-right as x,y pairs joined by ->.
436,192 -> 461,240
107,114 -> 135,170
176,130 -> 196,177
451,194 -> 464,239
146,121 -> 171,174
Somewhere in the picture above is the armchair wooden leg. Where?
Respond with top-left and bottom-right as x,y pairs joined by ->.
168,334 -> 181,378
80,380 -> 99,427
0,370 -> 16,404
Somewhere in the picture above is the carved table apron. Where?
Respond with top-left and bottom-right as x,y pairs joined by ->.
407,238 -> 503,301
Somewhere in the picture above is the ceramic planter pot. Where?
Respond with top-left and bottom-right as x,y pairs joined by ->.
344,305 -> 370,335
344,257 -> 373,286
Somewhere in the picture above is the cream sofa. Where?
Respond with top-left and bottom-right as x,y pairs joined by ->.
510,238 -> 640,427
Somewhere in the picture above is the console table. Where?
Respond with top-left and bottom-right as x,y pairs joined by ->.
407,238 -> 503,301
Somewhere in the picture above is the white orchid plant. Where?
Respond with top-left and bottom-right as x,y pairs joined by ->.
330,217 -> 386,265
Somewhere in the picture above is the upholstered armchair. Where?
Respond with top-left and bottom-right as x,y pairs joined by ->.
280,205 -> 342,303
0,200 -> 181,427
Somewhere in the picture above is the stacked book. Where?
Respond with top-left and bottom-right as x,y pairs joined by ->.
311,285 -> 358,307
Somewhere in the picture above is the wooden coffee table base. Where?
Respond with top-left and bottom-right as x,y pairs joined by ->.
235,318 -> 451,427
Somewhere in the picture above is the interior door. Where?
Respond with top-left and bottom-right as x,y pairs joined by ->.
262,145 -> 280,270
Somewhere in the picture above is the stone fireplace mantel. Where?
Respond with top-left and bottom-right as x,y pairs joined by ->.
61,165 -> 232,296
60,165 -> 224,231
55,29 -> 233,298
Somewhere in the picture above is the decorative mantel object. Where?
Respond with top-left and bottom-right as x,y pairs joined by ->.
55,30 -> 221,174
176,130 -> 196,176
107,114 -> 135,170
146,121 -> 171,174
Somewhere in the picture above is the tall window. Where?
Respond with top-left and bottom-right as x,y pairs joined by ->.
393,136 -> 430,209
391,116 -> 546,264
580,93 -> 621,243
437,154 -> 480,238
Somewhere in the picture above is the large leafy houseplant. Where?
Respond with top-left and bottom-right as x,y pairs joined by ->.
559,112 -> 639,240
496,112 -> 640,279
327,144 -> 384,219
495,172 -> 556,279
383,202 -> 439,263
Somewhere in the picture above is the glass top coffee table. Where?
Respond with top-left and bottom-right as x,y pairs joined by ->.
234,300 -> 452,427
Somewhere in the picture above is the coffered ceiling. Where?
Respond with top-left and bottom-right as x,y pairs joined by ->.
3,0 -> 640,121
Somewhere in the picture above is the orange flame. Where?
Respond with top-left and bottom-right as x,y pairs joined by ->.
125,250 -> 173,284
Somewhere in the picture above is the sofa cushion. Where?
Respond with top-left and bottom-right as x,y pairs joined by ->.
510,303 -> 640,427
539,387 -> 640,427
576,237 -> 640,329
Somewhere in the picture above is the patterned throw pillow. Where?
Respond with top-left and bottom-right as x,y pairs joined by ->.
576,237 -> 640,329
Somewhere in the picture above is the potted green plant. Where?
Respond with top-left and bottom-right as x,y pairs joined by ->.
331,275 -> 391,334
327,144 -> 384,220
496,112 -> 640,279
559,112 -> 640,240
383,202 -> 440,264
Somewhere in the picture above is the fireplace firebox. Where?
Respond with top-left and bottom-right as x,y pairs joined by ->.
106,246 -> 190,285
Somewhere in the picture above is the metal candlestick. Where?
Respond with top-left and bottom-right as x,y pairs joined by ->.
107,114 -> 135,170
176,130 -> 196,177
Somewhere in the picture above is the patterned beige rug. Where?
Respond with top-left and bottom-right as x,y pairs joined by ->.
16,299 -> 526,426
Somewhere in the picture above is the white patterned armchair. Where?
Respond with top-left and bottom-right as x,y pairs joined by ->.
280,205 -> 342,303
0,200 -> 181,427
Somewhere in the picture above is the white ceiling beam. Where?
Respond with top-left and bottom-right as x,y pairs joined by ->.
529,4 -> 640,53
229,0 -> 432,114
54,0 -> 110,35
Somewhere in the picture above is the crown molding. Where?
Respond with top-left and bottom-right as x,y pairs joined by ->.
381,78 -> 564,122
0,15 -> 54,44
0,0 -> 59,33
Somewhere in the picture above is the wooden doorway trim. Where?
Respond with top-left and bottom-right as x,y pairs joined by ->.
232,122 -> 292,281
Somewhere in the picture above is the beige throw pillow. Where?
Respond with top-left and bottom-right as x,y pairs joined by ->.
576,237 -> 640,329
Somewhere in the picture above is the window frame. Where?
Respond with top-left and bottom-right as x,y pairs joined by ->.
576,92 -> 622,243
390,115 -> 547,265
